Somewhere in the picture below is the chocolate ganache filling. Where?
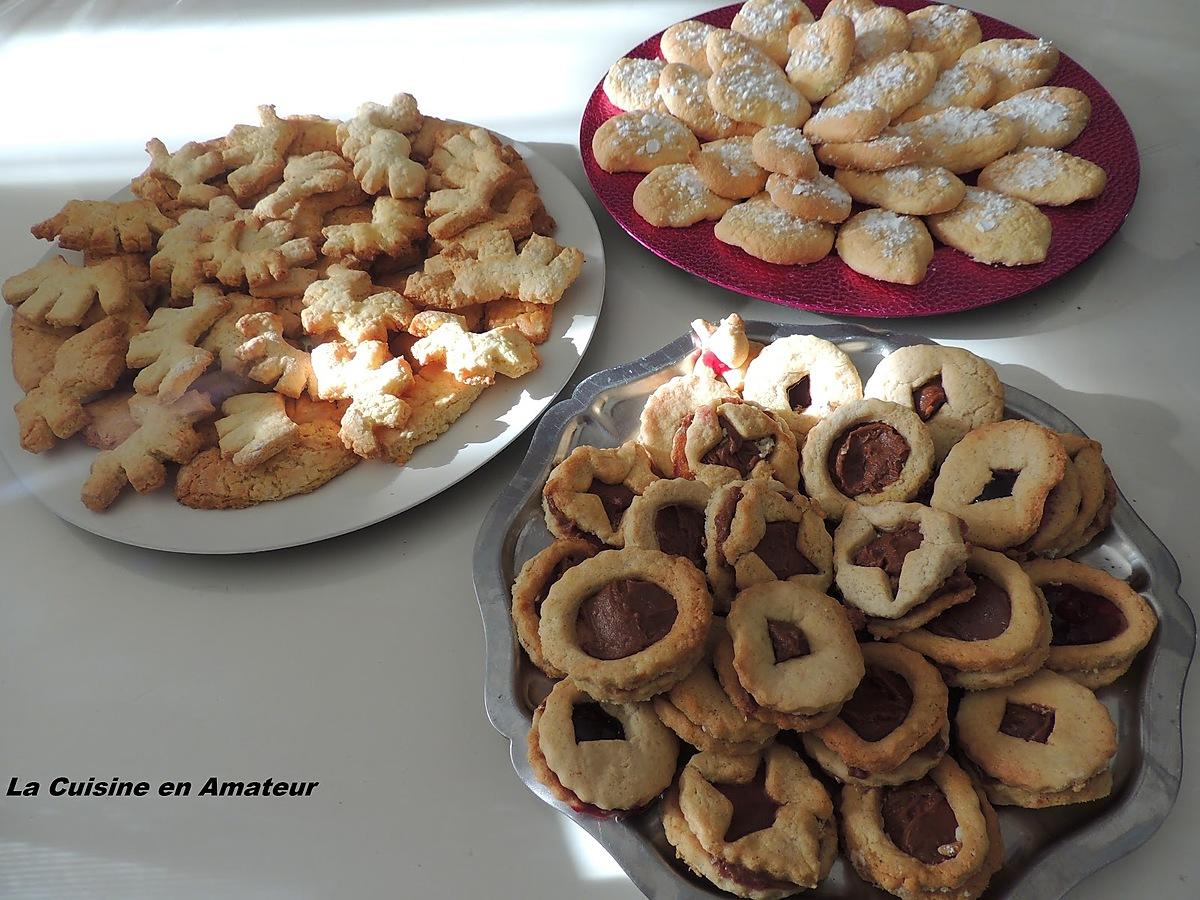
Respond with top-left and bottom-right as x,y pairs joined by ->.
576,579 -> 678,660
767,619 -> 810,663
535,550 -> 594,611
829,422 -> 910,496
715,764 -> 780,843
839,667 -> 914,742
702,417 -> 774,477
1042,582 -> 1128,646
571,702 -> 626,742
925,574 -> 1011,641
654,504 -> 706,567
999,702 -> 1055,743
588,480 -> 637,530
912,375 -> 948,421
755,520 -> 818,579
852,521 -> 923,585
881,778 -> 960,865
788,376 -> 812,412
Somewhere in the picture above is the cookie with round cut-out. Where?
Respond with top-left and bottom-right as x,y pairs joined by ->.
979,147 -> 1106,207
815,133 -> 928,171
907,4 -> 982,69
662,19 -> 718,74
301,265 -> 416,343
836,209 -> 934,285
802,101 -> 891,144
834,164 -> 964,215
633,164 -> 737,227
215,392 -> 300,468
887,107 -> 1020,174
222,105 -> 301,201
823,50 -> 939,120
591,110 -> 699,174
603,57 -> 666,112
691,138 -> 769,199
927,186 -> 1052,266
657,63 -> 745,142
959,38 -> 1060,101
235,312 -> 317,398
708,62 -> 811,129
411,319 -> 538,386
311,339 -> 414,458
714,194 -> 835,265
785,14 -> 854,103
32,199 -> 175,256
751,124 -> 817,177
4,255 -> 133,328
990,86 -> 1091,150
252,151 -> 354,220
893,62 -> 996,123
764,172 -> 851,222
127,285 -> 230,401
731,0 -> 815,66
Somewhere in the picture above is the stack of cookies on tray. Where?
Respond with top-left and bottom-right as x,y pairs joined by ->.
5,93 -> 584,511
512,314 -> 1157,899
594,0 -> 1106,284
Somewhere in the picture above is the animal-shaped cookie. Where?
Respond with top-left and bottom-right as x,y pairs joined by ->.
311,339 -> 415,457
410,319 -> 539,386
216,393 -> 300,468
32,199 -> 174,256
301,265 -> 416,343
4,256 -> 133,327
127,285 -> 230,400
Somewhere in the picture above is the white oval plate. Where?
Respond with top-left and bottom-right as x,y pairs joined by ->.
0,139 -> 605,553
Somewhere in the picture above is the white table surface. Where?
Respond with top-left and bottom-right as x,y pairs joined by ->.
0,1 -> 1196,898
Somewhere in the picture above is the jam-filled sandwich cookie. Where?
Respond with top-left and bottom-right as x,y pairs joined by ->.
639,369 -> 739,475
511,538 -> 600,677
801,397 -> 935,521
906,4 -> 982,70
690,138 -> 769,200
1024,558 -> 1158,688
720,580 -> 865,730
653,618 -> 778,756
840,756 -> 1004,900
602,57 -> 666,113
956,669 -> 1118,808
741,333 -> 863,440
623,478 -> 712,573
713,193 -> 838,265
834,501 -> 972,638
835,209 -> 934,285
978,147 -> 1107,207
803,642 -> 950,787
930,419 -> 1068,551
669,744 -> 838,897
865,344 -> 1005,462
959,38 -> 1060,102
896,547 -> 1051,691
539,548 -> 712,701
542,440 -> 658,548
1049,433 -> 1115,557
590,110 -> 699,174
834,164 -> 966,216
527,678 -> 678,814
926,186 -> 1052,267
706,479 -> 833,610
672,399 -> 799,489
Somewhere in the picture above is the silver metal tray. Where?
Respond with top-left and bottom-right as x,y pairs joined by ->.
472,321 -> 1195,899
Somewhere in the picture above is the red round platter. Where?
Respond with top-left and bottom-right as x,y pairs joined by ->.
579,1 -> 1140,318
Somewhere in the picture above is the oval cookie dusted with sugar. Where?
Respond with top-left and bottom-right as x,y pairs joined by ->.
927,187 -> 1052,266
714,193 -> 836,265
959,38 -> 1060,101
894,62 -> 996,123
662,19 -> 718,74
978,148 -> 1107,206
751,124 -> 818,177
834,164 -> 965,215
990,86 -> 1091,150
803,101 -> 891,144
836,209 -> 934,285
906,4 -> 982,69
731,0 -> 815,66
815,133 -> 928,171
786,13 -> 855,103
708,62 -> 811,129
591,110 -> 699,174
633,164 -> 736,227
766,172 -> 852,222
824,51 -> 940,119
888,107 -> 1020,174
690,138 -> 768,199
603,57 -> 666,112
657,63 -> 744,142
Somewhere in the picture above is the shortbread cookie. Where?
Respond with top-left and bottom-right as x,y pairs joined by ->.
785,14 -> 855,102
376,364 -> 487,465
410,319 -> 539,385
732,0 -> 815,66
960,37 -> 1060,101
657,63 -> 744,142
424,129 -> 517,241
591,110 -> 699,174
708,63 -> 811,129
672,399 -> 798,488
235,312 -> 316,398
978,147 -> 1107,206
815,134 -> 928,171
661,19 -> 718,74
301,265 -> 415,343
215,393 -> 300,468
956,669 -> 1117,807
633,164 -> 737,227
310,339 -> 414,458
926,187 -> 1052,266
888,107 -> 1021,174
539,548 -> 713,701
127,284 -> 230,401
1020,455 -> 1084,555
751,125 -> 818,177
675,745 -> 838,892
713,194 -> 837,264
222,105 -> 301,200
893,61 -> 996,123
198,293 -> 274,373
131,137 -> 225,211
511,539 -> 599,677
81,391 -> 138,450
823,51 -> 940,120
483,298 -> 553,345
1025,558 -> 1157,688
528,677 -> 678,812
990,86 -> 1091,150
11,316 -> 73,391
603,57 -> 666,112
834,164 -> 965,215
741,333 -> 863,439
321,197 -> 427,262
623,478 -> 712,572
1051,435 -> 1114,557
802,101 -> 891,144
4,255 -> 132,327
930,420 -> 1067,550
865,344 -> 1005,461
639,370 -> 739,474
691,138 -> 769,199
836,209 -> 933,285
252,151 -> 353,221
765,172 -> 852,222
801,398 -> 935,520
32,199 -> 174,256
906,4 -> 982,69
542,441 -> 659,547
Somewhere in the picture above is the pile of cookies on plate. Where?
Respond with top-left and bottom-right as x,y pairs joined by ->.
5,93 -> 583,511
594,0 -> 1106,284
512,314 -> 1156,898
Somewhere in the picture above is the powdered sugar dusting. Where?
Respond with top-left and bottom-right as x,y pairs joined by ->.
761,124 -> 811,152
859,209 -> 919,258
965,187 -> 1017,231
1004,147 -> 1062,189
992,91 -> 1071,134
789,174 -> 851,203
924,64 -> 975,106
882,164 -> 951,189
910,4 -> 972,41
611,111 -> 690,156
899,106 -> 1000,143
711,139 -> 761,177
738,196 -> 826,234
665,20 -> 715,52
736,0 -> 807,36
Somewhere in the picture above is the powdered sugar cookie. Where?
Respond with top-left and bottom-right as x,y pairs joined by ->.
893,62 -> 996,123
705,28 -> 777,72
824,51 -> 940,120
834,164 -> 965,215
604,57 -> 666,112
751,124 -> 818,177
708,62 -> 811,129
907,4 -> 982,69
741,334 -> 863,439
843,3 -> 912,63
888,107 -> 1021,174
803,101 -> 891,144
591,110 -> 699,174
815,134 -> 928,171
765,172 -> 852,222
836,209 -> 934,285
785,14 -> 855,102
657,63 -> 745,142
713,193 -> 837,264
978,147 -> 1107,206
662,19 -> 718,74
990,86 -> 1091,149
633,164 -> 737,227
927,187 -> 1052,266
732,0 -> 815,66
691,138 -> 769,199
960,38 -> 1060,101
